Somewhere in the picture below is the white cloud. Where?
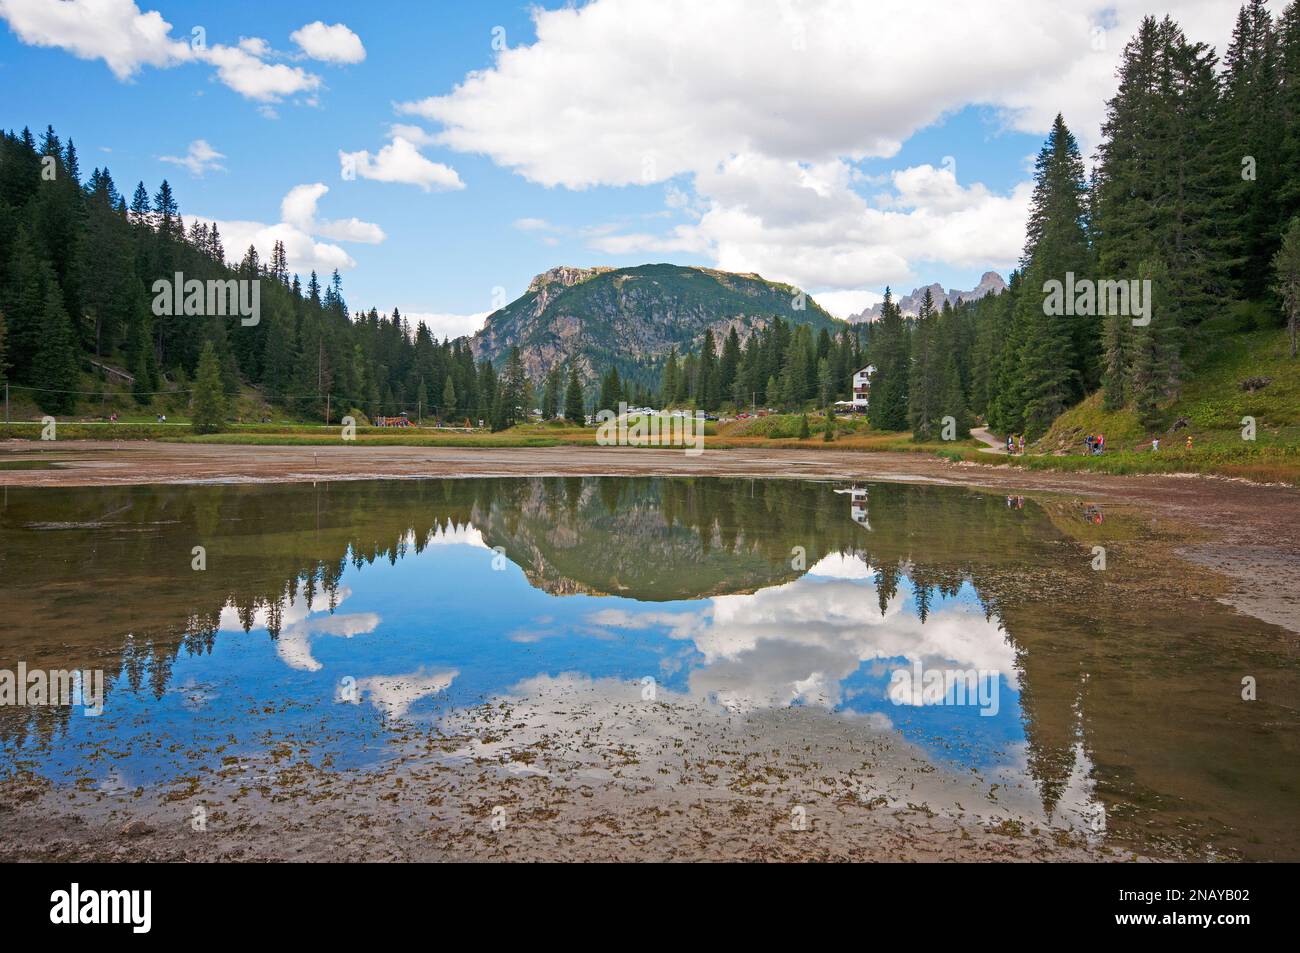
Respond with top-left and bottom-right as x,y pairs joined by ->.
396,0 -> 1236,289
590,551 -> 1018,715
193,182 -> 385,276
0,0 -> 190,79
290,20 -> 365,64
339,136 -> 465,192
0,0 -> 324,102
159,138 -> 225,176
198,41 -> 319,102
387,123 -> 437,147
405,311 -> 490,340
280,182 -> 386,244
812,289 -> 883,321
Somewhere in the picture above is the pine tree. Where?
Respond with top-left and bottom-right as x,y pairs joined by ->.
190,341 -> 226,434
1273,215 -> 1300,357
563,363 -> 585,423
541,365 -> 560,419
442,374 -> 457,419
499,346 -> 527,428
661,347 -> 680,405
599,365 -> 622,413
1023,113 -> 1094,397
1222,1 -> 1283,297
867,289 -> 909,431
908,288 -> 941,440
31,285 -> 81,414
719,327 -> 741,405
699,329 -> 719,410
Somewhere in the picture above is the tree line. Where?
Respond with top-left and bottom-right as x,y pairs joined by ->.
0,125 -> 577,427
869,2 -> 1300,442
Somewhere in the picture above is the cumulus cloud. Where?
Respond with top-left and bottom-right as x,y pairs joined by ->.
192,182 -> 385,276
199,40 -> 319,101
280,182 -> 386,244
339,136 -> 465,192
159,138 -> 225,176
0,0 -> 324,102
0,0 -> 190,79
405,311 -> 490,340
593,552 -> 1018,714
290,20 -> 365,64
395,0 -> 1236,290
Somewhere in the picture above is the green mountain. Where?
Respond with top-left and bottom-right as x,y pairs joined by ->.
471,263 -> 843,386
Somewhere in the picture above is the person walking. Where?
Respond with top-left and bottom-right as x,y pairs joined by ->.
1152,437 -> 1160,452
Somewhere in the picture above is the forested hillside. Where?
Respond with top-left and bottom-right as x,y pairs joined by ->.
0,127 -> 502,424
871,3 -> 1300,442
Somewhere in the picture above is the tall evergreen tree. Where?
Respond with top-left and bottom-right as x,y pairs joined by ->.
563,363 -> 585,422
31,285 -> 81,414
190,341 -> 226,434
867,289 -> 909,431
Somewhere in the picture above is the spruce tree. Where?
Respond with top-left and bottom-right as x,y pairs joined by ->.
541,365 -> 560,419
31,285 -> 80,414
867,289 -> 909,431
908,288 -> 941,440
564,363 -> 585,423
442,375 -> 457,418
1273,215 -> 1300,358
190,341 -> 225,433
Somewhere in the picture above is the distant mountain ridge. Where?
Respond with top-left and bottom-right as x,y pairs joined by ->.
471,263 -> 843,384
848,271 -> 1007,322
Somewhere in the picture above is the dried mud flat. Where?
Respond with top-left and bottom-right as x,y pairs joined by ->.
0,677 -> 1129,863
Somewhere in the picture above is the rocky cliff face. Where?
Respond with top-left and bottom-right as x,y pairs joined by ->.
472,263 -> 843,384
848,271 -> 1007,322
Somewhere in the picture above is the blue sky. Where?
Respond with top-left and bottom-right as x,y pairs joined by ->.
0,0 -> 1243,333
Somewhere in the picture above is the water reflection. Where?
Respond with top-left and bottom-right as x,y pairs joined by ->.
0,477 -> 1295,859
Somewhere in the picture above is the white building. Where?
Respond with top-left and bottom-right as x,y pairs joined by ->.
852,364 -> 875,411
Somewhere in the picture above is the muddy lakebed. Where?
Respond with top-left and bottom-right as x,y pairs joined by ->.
1,476 -> 1296,861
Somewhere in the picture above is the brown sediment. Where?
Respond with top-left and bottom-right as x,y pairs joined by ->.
0,681 -> 1136,863
5,440 -> 1298,634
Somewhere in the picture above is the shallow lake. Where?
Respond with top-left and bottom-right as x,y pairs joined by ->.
1,477 -> 1295,859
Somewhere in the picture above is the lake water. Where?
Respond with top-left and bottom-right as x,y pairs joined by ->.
1,477 -> 1296,860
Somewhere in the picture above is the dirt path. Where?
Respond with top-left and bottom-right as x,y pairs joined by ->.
971,426 -> 1007,454
4,439 -> 1298,633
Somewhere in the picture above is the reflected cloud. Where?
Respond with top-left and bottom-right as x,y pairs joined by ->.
352,668 -> 458,720
589,552 -> 1017,714
218,587 -> 380,672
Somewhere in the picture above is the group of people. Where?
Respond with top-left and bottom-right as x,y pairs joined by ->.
1004,434 -> 1026,454
1084,433 -> 1106,455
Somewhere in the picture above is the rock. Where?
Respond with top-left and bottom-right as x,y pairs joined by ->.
1169,416 -> 1191,432
120,820 -> 154,838
1240,376 -> 1272,392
